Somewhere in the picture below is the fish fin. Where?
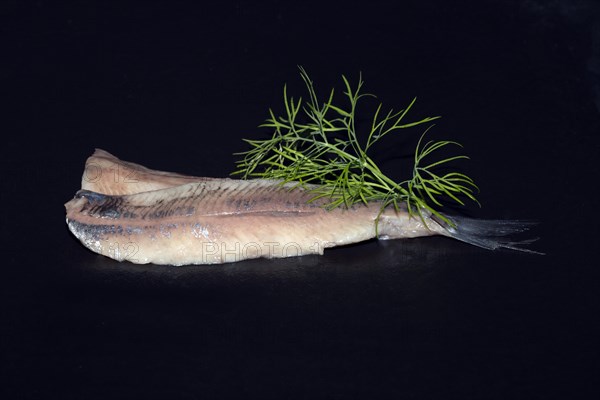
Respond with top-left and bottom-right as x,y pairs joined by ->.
437,214 -> 544,255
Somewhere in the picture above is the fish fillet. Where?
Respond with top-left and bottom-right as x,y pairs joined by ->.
65,150 -> 539,265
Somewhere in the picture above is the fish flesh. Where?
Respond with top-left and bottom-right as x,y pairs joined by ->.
80,148 -> 214,195
65,149 -> 539,265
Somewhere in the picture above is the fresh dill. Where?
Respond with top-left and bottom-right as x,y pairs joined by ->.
232,67 -> 478,224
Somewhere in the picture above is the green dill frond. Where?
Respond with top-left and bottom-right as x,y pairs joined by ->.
232,66 -> 478,223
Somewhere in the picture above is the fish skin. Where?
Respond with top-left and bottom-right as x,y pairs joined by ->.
65,154 -> 448,265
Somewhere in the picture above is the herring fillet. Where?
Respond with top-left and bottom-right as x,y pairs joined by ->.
65,150 -> 539,265
65,179 -> 446,265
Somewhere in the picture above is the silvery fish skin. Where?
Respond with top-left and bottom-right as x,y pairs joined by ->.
65,150 -> 448,265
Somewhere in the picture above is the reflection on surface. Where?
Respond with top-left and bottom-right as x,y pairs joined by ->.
58,234 -> 534,319
74,236 -> 470,287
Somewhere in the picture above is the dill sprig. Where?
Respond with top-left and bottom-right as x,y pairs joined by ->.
232,67 -> 479,224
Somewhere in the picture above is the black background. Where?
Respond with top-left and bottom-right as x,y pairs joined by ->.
2,1 -> 599,399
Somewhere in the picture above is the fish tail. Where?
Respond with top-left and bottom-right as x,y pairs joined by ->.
436,214 -> 544,255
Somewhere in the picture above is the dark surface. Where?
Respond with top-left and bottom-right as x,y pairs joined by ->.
2,1 -> 599,399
